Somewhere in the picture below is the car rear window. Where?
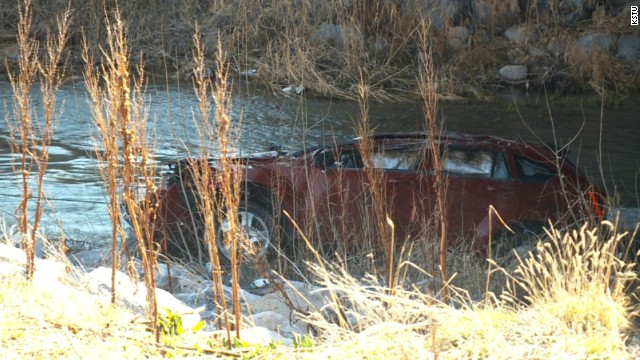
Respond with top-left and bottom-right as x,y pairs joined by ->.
515,156 -> 556,180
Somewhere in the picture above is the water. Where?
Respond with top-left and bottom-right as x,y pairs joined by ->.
1,79 -> 638,243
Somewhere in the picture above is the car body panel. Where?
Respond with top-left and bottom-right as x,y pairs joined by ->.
151,132 -> 604,257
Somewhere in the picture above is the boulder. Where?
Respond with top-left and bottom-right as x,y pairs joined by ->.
559,0 -> 597,11
546,37 -> 564,57
12,233 -> 47,259
447,26 -> 470,51
621,1 -> 640,19
175,280 -> 261,319
245,281 -> 328,313
606,0 -> 633,8
315,23 -> 362,50
577,33 -> 614,52
527,46 -> 547,57
557,0 -> 595,24
0,243 -> 27,264
82,267 -> 201,330
472,0 -> 520,30
68,248 -> 113,270
499,65 -> 528,82
209,326 -> 293,346
251,311 -> 304,338
504,25 -> 531,43
400,0 -> 469,28
0,262 -> 23,277
617,35 -> 640,62
154,262 -> 208,293
0,243 -> 70,288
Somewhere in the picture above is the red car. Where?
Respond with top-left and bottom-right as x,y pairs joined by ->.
148,132 -> 605,262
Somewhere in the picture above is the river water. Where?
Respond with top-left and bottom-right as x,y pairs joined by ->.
1,79 -> 638,244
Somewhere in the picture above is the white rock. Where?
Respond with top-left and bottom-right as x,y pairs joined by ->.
0,243 -> 27,264
68,248 -> 112,270
0,262 -> 24,277
0,244 -> 70,288
226,326 -> 293,346
251,311 -> 304,338
499,65 -> 528,82
82,266 -> 201,329
281,85 -> 305,95
154,262 -> 204,292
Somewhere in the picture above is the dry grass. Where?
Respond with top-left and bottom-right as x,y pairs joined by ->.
2,223 -> 637,359
297,223 -> 638,359
2,1 -> 638,98
3,2 -> 639,358
0,271 -> 160,359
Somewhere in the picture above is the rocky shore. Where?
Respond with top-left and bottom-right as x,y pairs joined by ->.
1,0 -> 638,99
0,241 -> 338,346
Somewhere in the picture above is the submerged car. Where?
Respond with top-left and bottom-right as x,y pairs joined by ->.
147,132 -> 605,262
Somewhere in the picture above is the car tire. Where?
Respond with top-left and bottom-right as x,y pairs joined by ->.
216,200 -> 276,264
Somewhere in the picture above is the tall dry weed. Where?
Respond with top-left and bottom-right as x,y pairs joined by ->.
7,0 -> 70,280
417,20 -> 449,302
186,28 -> 241,344
82,7 -> 160,342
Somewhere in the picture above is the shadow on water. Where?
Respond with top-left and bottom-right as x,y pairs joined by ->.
1,79 -> 638,243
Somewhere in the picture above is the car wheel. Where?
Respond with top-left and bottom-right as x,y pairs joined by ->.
216,201 -> 275,264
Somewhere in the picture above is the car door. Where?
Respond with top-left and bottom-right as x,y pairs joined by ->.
308,143 -> 425,249
369,144 -> 428,243
305,146 -> 370,248
435,147 -> 519,250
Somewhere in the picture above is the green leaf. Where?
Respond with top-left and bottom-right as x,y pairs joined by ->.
191,321 -> 205,333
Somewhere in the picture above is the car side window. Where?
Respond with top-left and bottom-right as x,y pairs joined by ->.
316,148 -> 363,169
515,156 -> 556,180
335,149 -> 364,168
365,147 -> 421,171
443,148 -> 493,177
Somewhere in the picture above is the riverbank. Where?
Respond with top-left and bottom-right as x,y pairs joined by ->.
1,223 -> 639,359
1,1 -> 639,101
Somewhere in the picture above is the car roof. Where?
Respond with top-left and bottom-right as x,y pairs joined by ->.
355,131 -> 555,154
